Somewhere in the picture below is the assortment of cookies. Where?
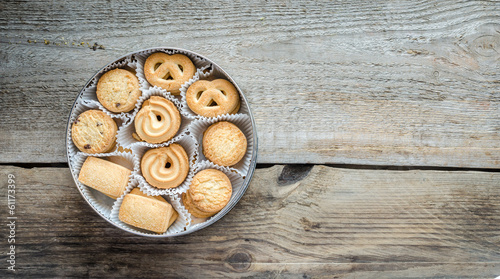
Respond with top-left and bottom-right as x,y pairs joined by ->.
68,49 -> 254,236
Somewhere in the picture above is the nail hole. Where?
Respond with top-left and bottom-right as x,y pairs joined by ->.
165,162 -> 171,168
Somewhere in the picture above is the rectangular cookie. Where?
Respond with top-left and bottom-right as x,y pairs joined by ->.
118,193 -> 175,234
78,157 -> 131,199
129,188 -> 178,229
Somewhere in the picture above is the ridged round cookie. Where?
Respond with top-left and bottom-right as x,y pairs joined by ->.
203,121 -> 247,166
189,169 -> 232,214
141,144 -> 189,189
134,96 -> 181,144
71,110 -> 117,153
96,69 -> 141,113
186,79 -> 240,117
144,53 -> 196,95
182,192 -> 214,218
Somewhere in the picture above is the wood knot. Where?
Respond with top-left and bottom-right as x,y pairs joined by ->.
300,217 -> 321,232
226,250 -> 252,271
278,165 -> 313,186
472,35 -> 500,57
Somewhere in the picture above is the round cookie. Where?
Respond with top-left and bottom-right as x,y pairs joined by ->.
186,79 -> 240,117
96,69 -> 141,113
187,169 -> 232,217
141,144 -> 189,189
144,53 -> 196,95
134,96 -> 181,144
182,192 -> 214,218
203,121 -> 247,166
71,110 -> 117,153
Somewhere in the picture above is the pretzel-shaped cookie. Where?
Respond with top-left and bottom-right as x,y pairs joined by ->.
144,53 -> 196,95
186,79 -> 240,117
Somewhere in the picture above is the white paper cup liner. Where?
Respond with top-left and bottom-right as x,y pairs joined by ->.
187,114 -> 254,176
184,160 -> 245,229
110,180 -> 191,236
132,134 -> 198,196
179,64 -> 249,119
67,101 -> 127,165
116,87 -> 192,148
134,48 -> 211,97
71,151 -> 135,219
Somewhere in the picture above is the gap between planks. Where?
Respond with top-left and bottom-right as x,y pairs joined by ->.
1,162 -> 499,173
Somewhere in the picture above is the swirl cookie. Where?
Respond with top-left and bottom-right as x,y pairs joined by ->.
71,110 -> 117,153
186,79 -> 240,117
141,144 -> 189,189
203,121 -> 247,166
182,169 -> 232,218
134,96 -> 181,144
96,69 -> 141,113
144,53 -> 196,95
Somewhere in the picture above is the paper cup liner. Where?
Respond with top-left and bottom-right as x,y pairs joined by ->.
179,63 -> 250,119
132,134 -> 198,196
183,160 -> 245,229
110,179 -> 191,236
67,101 -> 128,164
116,86 -> 192,148
134,48 -> 211,97
187,114 -> 254,176
71,151 -> 135,219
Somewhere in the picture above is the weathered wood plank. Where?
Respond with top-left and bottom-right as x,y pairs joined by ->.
1,0 -> 499,167
0,165 -> 499,277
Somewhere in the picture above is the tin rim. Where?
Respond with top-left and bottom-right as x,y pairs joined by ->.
65,47 -> 258,237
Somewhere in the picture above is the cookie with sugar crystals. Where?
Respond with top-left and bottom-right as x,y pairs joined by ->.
202,121 -> 247,167
78,157 -> 131,199
119,193 -> 175,234
182,169 -> 232,218
129,188 -> 178,228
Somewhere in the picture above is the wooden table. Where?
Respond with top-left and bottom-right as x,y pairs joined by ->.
1,1 -> 499,278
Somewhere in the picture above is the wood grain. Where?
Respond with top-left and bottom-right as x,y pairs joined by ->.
1,165 -> 499,278
1,0 -> 499,168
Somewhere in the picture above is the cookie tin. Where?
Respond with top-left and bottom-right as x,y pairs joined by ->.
66,47 -> 258,237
